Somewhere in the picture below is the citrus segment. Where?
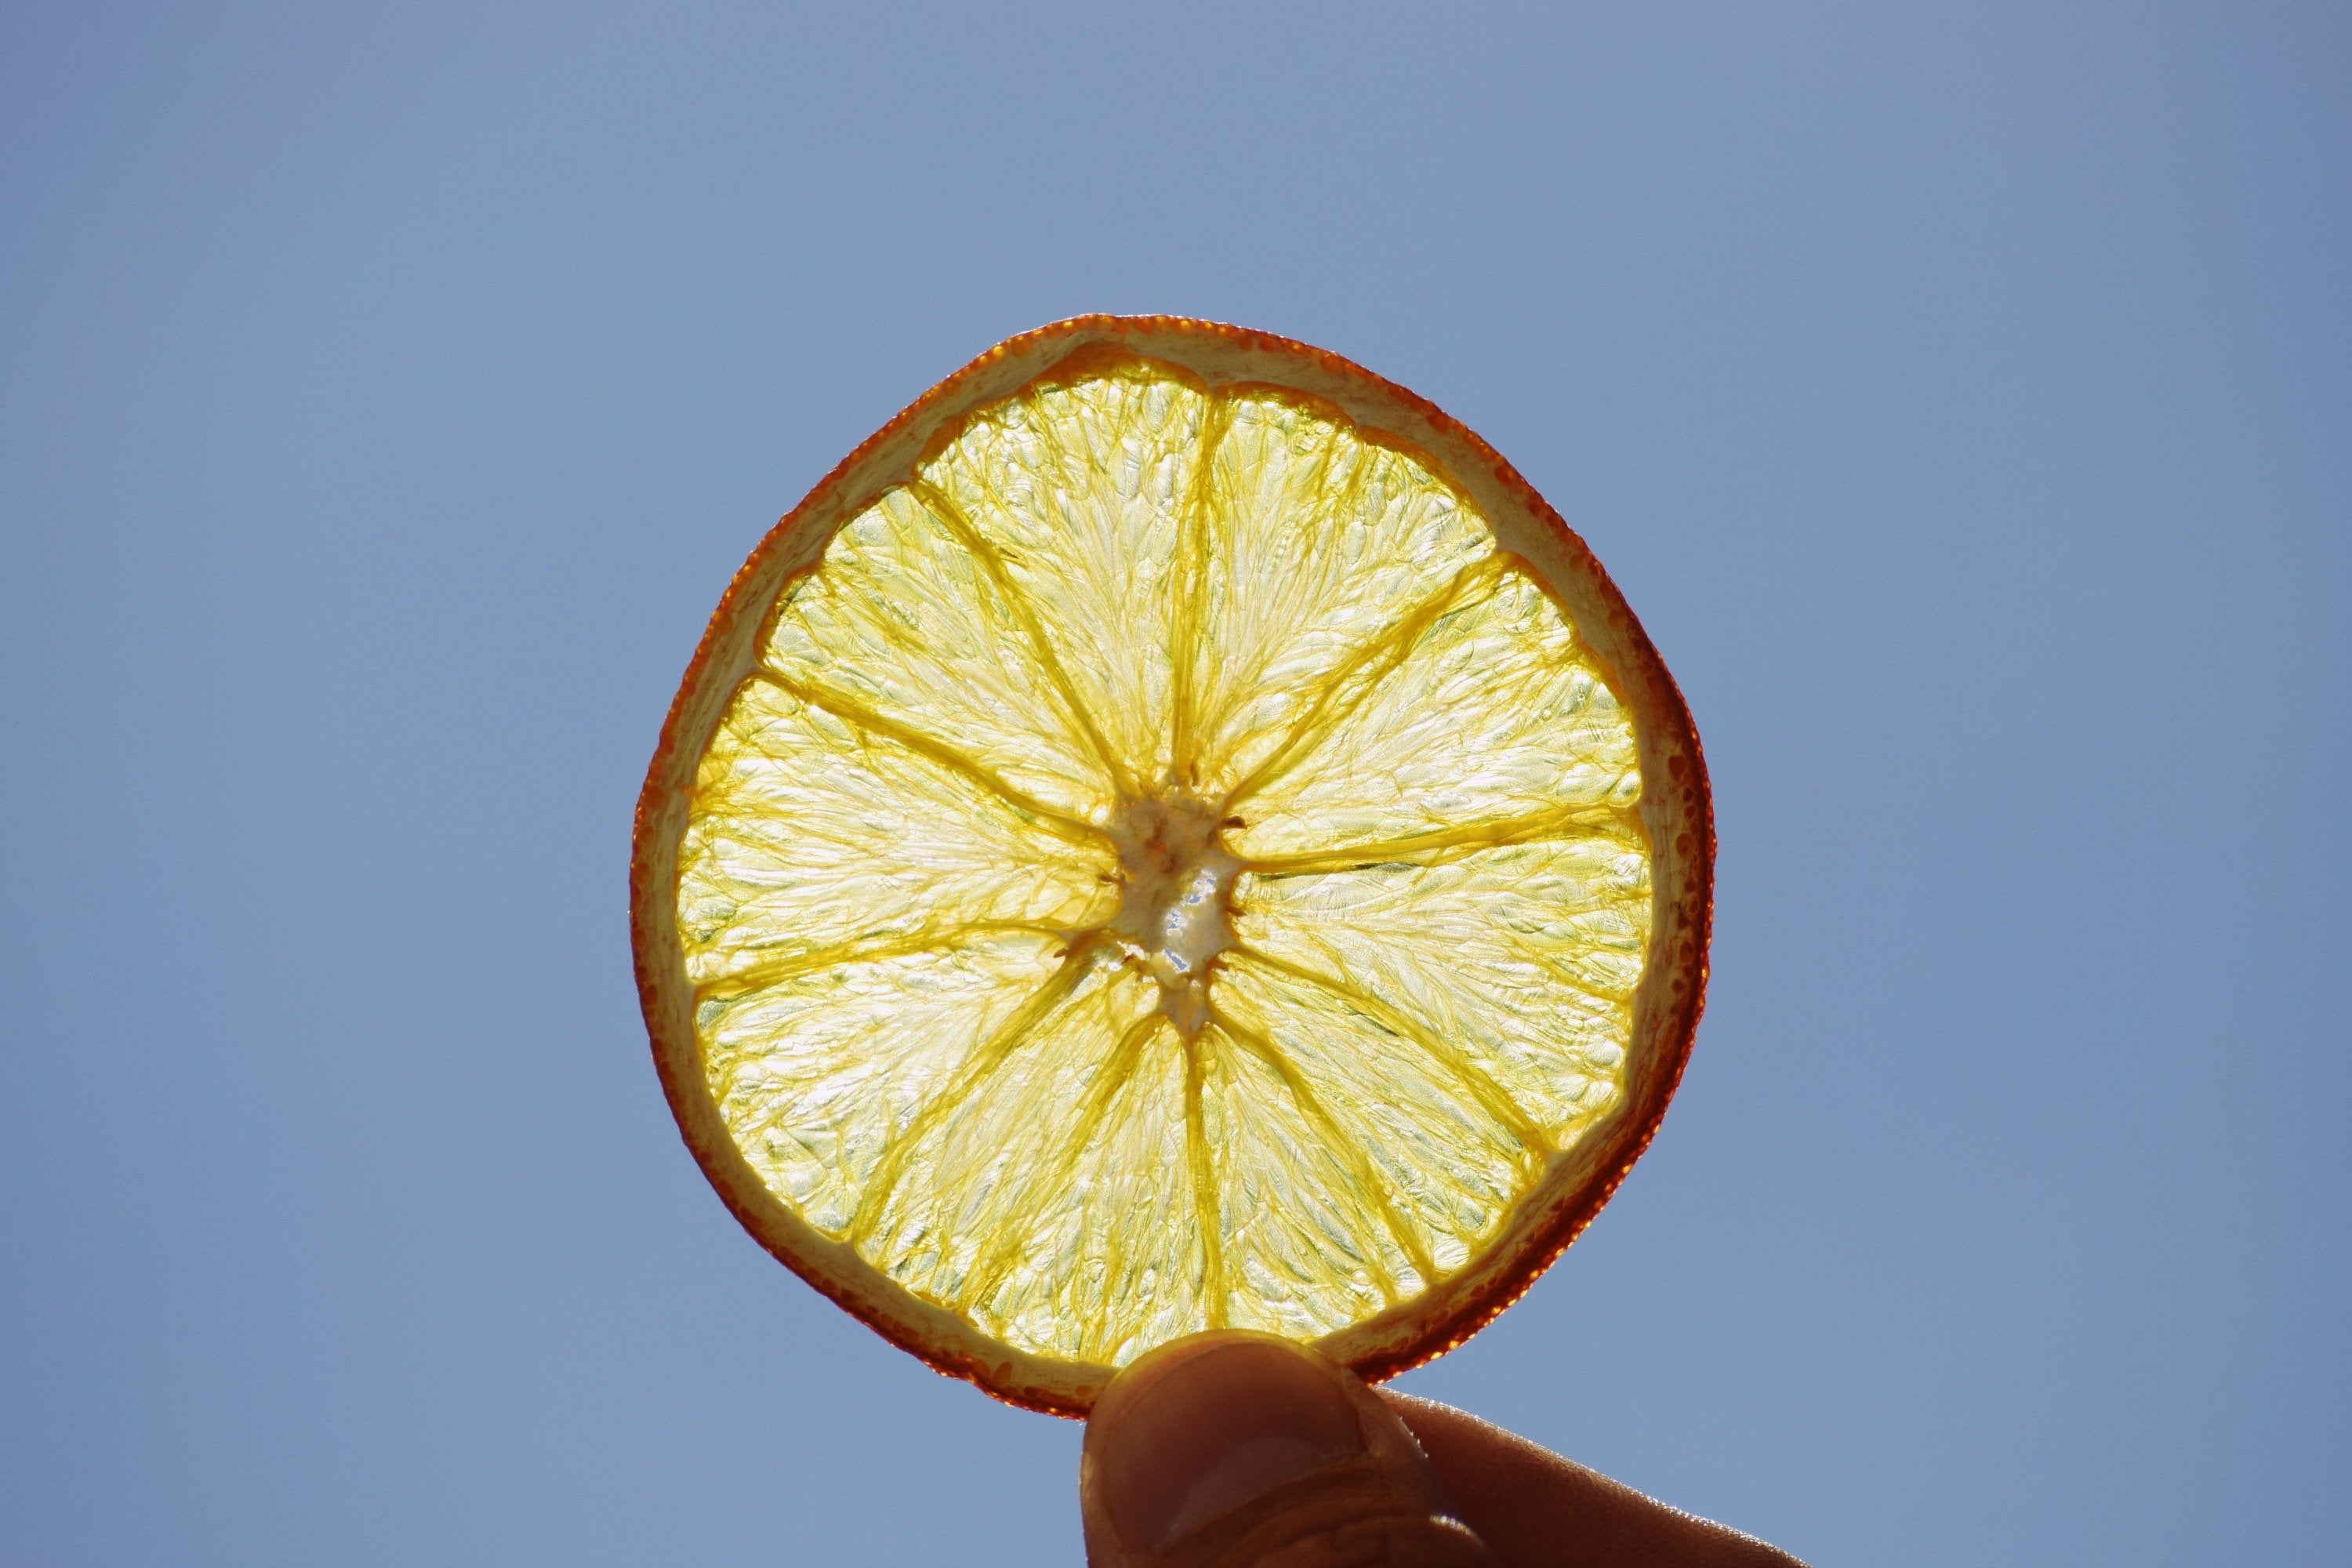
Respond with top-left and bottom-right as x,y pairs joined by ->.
923,374 -> 1210,794
701,932 -> 1073,1236
1230,830 -> 1649,1142
761,488 -> 1116,824
632,317 -> 1711,1413
1174,391 -> 1491,799
677,677 -> 1115,987
1224,562 -> 1642,862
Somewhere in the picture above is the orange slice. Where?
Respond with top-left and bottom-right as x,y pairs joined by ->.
630,317 -> 1712,1414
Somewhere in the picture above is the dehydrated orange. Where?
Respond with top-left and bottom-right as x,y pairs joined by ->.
630,317 -> 1711,1414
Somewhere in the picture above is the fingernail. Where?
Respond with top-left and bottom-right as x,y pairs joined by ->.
1095,1338 -> 1367,1551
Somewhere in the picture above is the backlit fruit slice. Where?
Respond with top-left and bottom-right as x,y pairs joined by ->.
630,317 -> 1712,1415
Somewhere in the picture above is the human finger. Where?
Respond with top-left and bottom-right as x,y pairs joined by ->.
1377,1391 -> 1806,1568
1080,1332 -> 1495,1568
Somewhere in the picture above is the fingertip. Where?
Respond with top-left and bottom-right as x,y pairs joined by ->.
1080,1333 -> 1494,1568
1088,1334 -> 1364,1552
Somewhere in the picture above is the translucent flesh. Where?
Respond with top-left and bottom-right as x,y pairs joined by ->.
677,364 -> 1652,1367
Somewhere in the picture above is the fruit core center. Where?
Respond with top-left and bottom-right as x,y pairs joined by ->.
1105,790 -> 1240,1039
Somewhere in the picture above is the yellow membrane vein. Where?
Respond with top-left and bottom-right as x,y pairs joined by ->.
1169,394 -> 1232,783
1183,1029 -> 1227,1331
1221,554 -> 1508,811
1226,945 -> 1552,1166
906,477 -> 1134,797
1207,1007 -> 1434,1298
847,942 -> 1101,1250
691,921 -> 1072,1005
962,1008 -> 1167,1314
1189,416 -> 1365,768
745,667 -> 1107,847
1235,800 -> 1638,877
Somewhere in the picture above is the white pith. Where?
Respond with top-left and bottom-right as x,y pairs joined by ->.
1103,789 -> 1243,1038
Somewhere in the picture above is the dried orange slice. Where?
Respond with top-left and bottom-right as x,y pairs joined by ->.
630,317 -> 1711,1414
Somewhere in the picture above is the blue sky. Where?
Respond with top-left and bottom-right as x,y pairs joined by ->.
3,5 -> 2345,1563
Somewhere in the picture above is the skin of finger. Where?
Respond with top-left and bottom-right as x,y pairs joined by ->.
1377,1392 -> 1809,1568
1080,1332 -> 1499,1568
